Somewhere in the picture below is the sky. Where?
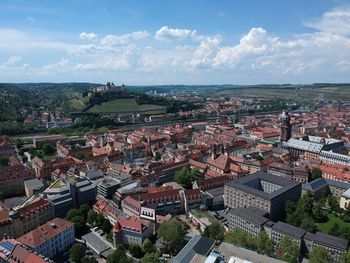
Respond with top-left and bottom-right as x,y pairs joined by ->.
1,0 -> 350,85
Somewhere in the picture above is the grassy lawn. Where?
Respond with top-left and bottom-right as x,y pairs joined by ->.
88,98 -> 166,114
69,98 -> 87,110
316,213 -> 348,234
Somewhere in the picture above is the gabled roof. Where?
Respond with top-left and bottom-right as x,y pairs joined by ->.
173,235 -> 215,263
113,216 -> 145,234
207,154 -> 232,171
17,218 -> 73,248
195,176 -> 230,190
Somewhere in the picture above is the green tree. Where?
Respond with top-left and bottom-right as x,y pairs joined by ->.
142,239 -> 155,254
101,218 -> 113,234
0,155 -> 9,166
141,252 -> 161,263
328,196 -> 340,212
225,229 -> 256,250
330,223 -> 342,237
311,168 -> 322,181
203,221 -> 225,241
300,217 -> 316,232
154,151 -> 161,161
69,243 -> 86,263
107,244 -> 132,263
341,226 -> 350,240
285,200 -> 297,221
277,236 -> 300,263
313,202 -> 327,223
15,138 -> 23,149
87,209 -> 98,225
129,243 -> 144,258
191,167 -> 203,180
309,246 -> 332,263
256,230 -> 274,256
71,216 -> 86,236
174,167 -> 193,189
340,249 -> 350,263
106,232 -> 113,243
66,209 -> 82,220
41,141 -> 55,156
76,152 -> 86,160
95,213 -> 105,228
81,257 -> 98,263
157,218 -> 186,252
79,204 -> 90,220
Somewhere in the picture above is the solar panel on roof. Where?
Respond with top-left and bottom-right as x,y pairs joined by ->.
1,241 -> 14,252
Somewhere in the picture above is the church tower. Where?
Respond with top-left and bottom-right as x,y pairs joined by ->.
280,110 -> 292,142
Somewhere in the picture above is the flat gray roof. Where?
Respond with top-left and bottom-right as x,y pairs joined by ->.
226,172 -> 301,200
219,242 -> 287,263
172,235 -> 215,263
230,207 -> 269,226
23,178 -> 44,189
313,232 -> 348,251
82,232 -> 112,255
272,221 -> 306,239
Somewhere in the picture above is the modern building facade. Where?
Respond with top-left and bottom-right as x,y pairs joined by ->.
224,172 -> 302,221
228,207 -> 269,237
227,206 -> 348,263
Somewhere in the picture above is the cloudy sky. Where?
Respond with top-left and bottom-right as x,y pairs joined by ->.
1,0 -> 350,84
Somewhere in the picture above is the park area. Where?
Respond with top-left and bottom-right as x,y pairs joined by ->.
88,98 -> 166,114
316,213 -> 349,234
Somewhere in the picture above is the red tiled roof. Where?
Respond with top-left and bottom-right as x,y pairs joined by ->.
184,189 -> 200,199
24,253 -> 48,263
17,197 -> 52,219
0,166 -> 34,182
113,216 -> 144,234
17,218 -> 73,248
189,159 -> 207,170
196,176 -> 231,190
122,196 -> 141,210
207,154 -> 232,171
93,200 -> 109,213
132,189 -> 181,205
205,169 -> 224,178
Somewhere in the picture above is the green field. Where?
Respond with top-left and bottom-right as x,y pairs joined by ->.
215,86 -> 350,101
316,214 -> 348,234
68,95 -> 90,110
88,98 -> 166,114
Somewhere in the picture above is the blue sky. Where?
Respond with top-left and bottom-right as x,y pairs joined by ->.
0,0 -> 350,84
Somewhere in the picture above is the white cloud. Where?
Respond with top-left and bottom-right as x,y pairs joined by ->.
101,31 -> 149,46
187,35 -> 222,69
79,32 -> 98,41
155,26 -> 196,41
213,27 -> 272,68
5,56 -> 22,66
305,8 -> 350,36
2,7 -> 350,84
26,16 -> 35,22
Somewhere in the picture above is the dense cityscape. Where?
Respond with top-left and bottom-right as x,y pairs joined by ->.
2,1 -> 350,263
0,81 -> 350,263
